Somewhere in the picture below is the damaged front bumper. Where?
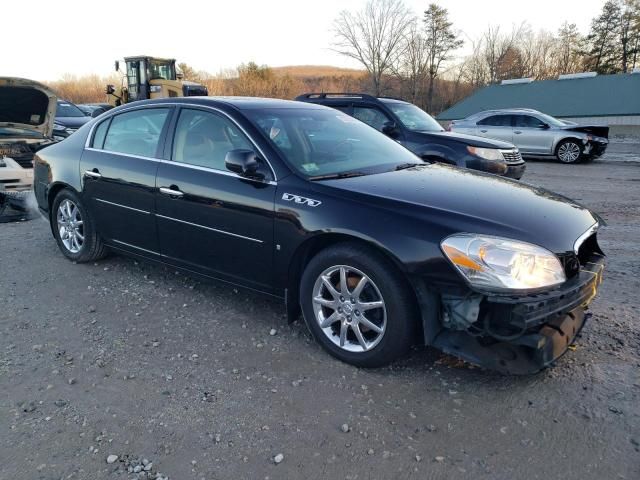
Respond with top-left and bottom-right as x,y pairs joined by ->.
432,253 -> 605,374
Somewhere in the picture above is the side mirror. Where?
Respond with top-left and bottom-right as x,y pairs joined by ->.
114,60 -> 120,72
105,84 -> 115,95
382,121 -> 399,137
539,123 -> 550,129
225,149 -> 265,179
91,110 -> 102,118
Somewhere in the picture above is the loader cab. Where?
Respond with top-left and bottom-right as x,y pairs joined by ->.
123,56 -> 178,102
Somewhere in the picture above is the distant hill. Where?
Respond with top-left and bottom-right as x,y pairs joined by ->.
271,65 -> 365,79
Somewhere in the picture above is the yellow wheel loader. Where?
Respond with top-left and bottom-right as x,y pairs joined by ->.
106,56 -> 208,106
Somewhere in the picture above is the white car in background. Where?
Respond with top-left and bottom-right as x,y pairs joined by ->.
0,77 -> 57,213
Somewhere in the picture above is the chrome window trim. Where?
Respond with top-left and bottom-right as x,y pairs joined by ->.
95,198 -> 151,215
83,147 -> 276,186
156,214 -> 263,244
83,101 -> 278,182
574,221 -> 599,254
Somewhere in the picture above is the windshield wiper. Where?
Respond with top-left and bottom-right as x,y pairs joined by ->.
309,171 -> 368,181
394,162 -> 421,170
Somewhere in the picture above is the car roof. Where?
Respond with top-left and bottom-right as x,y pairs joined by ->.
124,96 -> 328,111
473,108 -> 543,116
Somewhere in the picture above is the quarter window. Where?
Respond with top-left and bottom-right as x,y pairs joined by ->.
352,106 -> 392,131
91,118 -> 110,149
477,115 -> 512,127
101,108 -> 169,157
172,109 -> 253,171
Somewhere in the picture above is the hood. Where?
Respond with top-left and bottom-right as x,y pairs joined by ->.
558,125 -> 609,139
0,77 -> 57,138
417,130 -> 516,149
321,164 -> 598,254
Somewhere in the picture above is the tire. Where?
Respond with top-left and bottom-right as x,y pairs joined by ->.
556,139 -> 583,164
300,242 -> 417,368
51,188 -> 107,262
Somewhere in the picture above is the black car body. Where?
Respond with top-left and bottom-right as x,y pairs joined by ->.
54,100 -> 92,138
34,97 -> 604,374
295,93 -> 526,179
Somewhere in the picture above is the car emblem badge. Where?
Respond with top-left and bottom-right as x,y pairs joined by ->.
282,193 -> 322,207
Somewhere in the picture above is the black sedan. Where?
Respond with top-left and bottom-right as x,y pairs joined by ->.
33,97 -> 605,374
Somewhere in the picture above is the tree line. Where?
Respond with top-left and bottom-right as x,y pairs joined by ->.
333,0 -> 640,113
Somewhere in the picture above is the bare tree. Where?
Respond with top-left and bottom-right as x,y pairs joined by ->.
392,21 -> 428,104
333,0 -> 414,95
554,22 -> 584,74
423,3 -> 463,112
482,24 -> 523,83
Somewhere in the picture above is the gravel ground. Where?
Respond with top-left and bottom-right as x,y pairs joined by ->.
1,159 -> 639,480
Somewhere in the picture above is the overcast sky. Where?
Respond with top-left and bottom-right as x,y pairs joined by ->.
6,0 -> 604,81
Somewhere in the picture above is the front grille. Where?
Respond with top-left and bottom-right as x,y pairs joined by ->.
500,149 -> 523,164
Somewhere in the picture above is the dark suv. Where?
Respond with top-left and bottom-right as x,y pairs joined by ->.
295,93 -> 526,179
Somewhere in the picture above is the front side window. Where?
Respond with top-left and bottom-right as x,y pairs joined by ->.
172,109 -> 253,171
102,108 -> 169,157
352,106 -> 392,131
148,61 -> 176,81
514,115 -> 545,128
385,103 -> 443,132
247,108 -> 421,178
478,115 -> 512,127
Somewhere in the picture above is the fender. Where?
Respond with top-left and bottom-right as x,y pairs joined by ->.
414,144 -> 460,166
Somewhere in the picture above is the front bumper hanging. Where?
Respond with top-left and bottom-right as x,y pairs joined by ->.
432,253 -> 605,374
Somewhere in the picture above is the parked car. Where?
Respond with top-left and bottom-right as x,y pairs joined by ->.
34,97 -> 605,374
0,77 -> 57,211
296,93 -> 525,179
450,109 -> 609,164
78,103 -> 114,117
54,100 -> 92,138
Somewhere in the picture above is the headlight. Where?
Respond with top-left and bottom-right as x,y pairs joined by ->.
467,146 -> 505,161
441,234 -> 566,290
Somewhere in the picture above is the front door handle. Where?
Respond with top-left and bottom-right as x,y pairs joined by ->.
480,129 -> 488,133
159,186 -> 184,197
514,130 -> 522,134
84,169 -> 101,178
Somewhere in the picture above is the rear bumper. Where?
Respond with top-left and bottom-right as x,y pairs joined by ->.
432,253 -> 605,374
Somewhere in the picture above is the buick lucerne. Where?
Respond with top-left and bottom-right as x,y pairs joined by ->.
34,97 -> 605,374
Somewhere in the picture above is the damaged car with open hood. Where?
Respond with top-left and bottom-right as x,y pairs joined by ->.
0,77 -> 57,213
33,98 -> 605,374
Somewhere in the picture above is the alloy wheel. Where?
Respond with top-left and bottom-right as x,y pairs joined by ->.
558,142 -> 581,163
312,265 -> 387,353
57,199 -> 84,253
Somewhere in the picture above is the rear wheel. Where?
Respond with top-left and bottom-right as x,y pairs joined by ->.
556,140 -> 582,164
52,189 -> 107,262
300,243 -> 417,368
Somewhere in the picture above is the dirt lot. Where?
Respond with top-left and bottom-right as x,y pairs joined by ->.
1,158 -> 639,480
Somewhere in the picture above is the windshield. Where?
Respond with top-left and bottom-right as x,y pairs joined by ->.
534,112 -> 565,128
385,103 -> 443,132
56,101 -> 86,118
246,108 -> 421,178
148,61 -> 176,81
0,126 -> 43,137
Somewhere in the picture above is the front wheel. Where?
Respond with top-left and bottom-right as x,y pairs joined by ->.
51,189 -> 107,262
300,243 -> 417,368
556,140 -> 583,164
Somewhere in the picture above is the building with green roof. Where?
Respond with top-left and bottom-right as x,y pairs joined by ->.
437,72 -> 640,137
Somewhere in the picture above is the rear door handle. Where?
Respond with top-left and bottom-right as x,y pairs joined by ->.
159,186 -> 184,197
514,130 -> 522,134
84,169 -> 101,178
480,129 -> 488,133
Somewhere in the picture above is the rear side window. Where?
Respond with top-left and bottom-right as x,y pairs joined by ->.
91,119 -> 110,149
102,108 -> 169,157
478,115 -> 512,127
